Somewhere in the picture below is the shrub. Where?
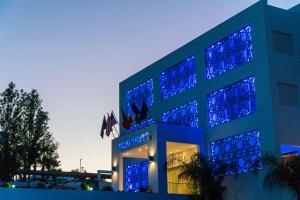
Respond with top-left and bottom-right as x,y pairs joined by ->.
101,185 -> 113,191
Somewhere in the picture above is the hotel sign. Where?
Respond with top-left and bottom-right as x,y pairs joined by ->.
118,132 -> 149,151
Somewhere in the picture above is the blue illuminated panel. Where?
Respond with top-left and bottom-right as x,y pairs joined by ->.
160,56 -> 196,100
208,76 -> 256,127
127,118 -> 155,133
210,130 -> 261,175
126,79 -> 154,116
162,100 -> 199,127
118,132 -> 149,151
206,26 -> 253,79
126,160 -> 148,192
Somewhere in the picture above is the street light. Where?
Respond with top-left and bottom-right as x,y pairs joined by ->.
80,158 -> 82,173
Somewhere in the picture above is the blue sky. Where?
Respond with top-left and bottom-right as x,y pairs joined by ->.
0,0 -> 298,172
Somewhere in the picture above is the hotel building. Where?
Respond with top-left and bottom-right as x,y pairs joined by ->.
111,1 -> 300,199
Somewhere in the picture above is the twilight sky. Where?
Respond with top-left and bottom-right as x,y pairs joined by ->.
0,0 -> 298,172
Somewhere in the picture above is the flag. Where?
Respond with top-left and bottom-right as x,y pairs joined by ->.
140,100 -> 148,121
131,102 -> 142,124
110,111 -> 118,127
100,115 -> 107,139
122,110 -> 133,130
106,113 -> 112,137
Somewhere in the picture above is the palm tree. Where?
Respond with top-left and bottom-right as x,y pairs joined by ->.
167,153 -> 226,200
261,152 -> 300,200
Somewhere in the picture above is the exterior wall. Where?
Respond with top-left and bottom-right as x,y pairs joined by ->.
117,1 -> 299,199
265,5 -> 300,146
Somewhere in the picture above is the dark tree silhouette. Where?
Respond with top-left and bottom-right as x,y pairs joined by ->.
0,82 -> 60,182
261,152 -> 300,200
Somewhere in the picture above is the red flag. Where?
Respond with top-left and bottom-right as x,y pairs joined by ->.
122,110 -> 133,130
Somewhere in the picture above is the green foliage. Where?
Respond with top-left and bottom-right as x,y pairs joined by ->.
0,82 -> 60,182
167,153 -> 226,200
81,182 -> 93,191
261,152 -> 300,199
2,182 -> 12,188
101,185 -> 113,191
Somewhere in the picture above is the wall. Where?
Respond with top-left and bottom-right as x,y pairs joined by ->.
0,188 -> 188,200
265,4 -> 300,147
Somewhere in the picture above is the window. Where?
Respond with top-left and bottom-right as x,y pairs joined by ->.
206,26 -> 253,79
166,142 -> 199,194
160,56 -> 196,100
278,82 -> 299,106
162,100 -> 199,127
210,130 -> 261,175
208,76 -> 256,127
125,160 -> 148,192
273,31 -> 293,55
126,79 -> 154,116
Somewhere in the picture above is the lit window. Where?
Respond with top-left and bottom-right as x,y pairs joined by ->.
160,56 -> 196,100
125,160 -> 148,192
162,100 -> 199,127
126,79 -> 154,117
206,26 -> 253,79
208,76 -> 256,127
210,130 -> 261,175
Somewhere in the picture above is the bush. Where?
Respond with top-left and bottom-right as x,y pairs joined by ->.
2,182 -> 11,188
101,185 -> 113,191
36,182 -> 46,189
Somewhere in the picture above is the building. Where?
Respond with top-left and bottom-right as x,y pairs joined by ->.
111,1 -> 300,199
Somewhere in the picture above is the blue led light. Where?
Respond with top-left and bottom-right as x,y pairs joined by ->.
126,160 -> 148,192
208,76 -> 256,127
118,132 -> 149,151
210,130 -> 261,175
126,79 -> 154,116
206,26 -> 253,79
162,100 -> 199,127
160,56 -> 196,100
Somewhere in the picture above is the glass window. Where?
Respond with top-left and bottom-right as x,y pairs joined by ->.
125,160 -> 148,192
162,100 -> 199,127
160,56 -> 196,100
206,26 -> 253,79
210,130 -> 261,175
208,76 -> 256,127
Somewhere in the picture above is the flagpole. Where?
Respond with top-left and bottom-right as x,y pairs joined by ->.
113,125 -> 119,136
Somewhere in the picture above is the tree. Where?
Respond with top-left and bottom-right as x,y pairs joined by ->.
0,82 -> 60,182
0,82 -> 24,181
261,152 -> 300,200
167,153 -> 226,200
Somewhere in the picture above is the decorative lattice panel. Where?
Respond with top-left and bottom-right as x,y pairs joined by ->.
126,79 -> 154,116
125,160 -> 148,192
206,26 -> 253,79
208,76 -> 256,127
162,100 -> 199,127
210,130 -> 261,175
161,56 -> 196,100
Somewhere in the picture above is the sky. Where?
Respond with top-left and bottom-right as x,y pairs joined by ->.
0,0 -> 299,173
